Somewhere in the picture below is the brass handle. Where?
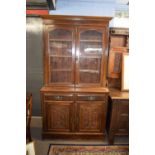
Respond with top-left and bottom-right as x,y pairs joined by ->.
88,96 -> 95,101
55,96 -> 63,100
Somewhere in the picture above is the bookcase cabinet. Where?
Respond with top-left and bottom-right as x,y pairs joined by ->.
40,15 -> 112,139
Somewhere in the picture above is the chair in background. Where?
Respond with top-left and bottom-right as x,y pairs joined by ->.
26,93 -> 32,142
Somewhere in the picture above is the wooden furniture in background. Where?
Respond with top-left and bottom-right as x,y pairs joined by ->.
108,47 -> 127,78
106,89 -> 129,144
40,15 -> 112,139
109,27 -> 129,49
108,27 -> 129,89
26,93 -> 32,142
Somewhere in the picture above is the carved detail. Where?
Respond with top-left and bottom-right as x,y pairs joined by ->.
46,103 -> 71,131
79,103 -> 103,131
113,53 -> 122,73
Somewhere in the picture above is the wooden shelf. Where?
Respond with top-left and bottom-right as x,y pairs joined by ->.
50,55 -> 72,58
80,40 -> 102,43
52,69 -> 72,72
79,55 -> 101,59
49,39 -> 72,42
80,69 -> 99,74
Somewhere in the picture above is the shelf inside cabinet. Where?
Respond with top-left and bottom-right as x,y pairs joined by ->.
52,69 -> 72,72
50,55 -> 72,58
79,55 -> 101,59
80,40 -> 102,43
49,39 -> 72,42
80,69 -> 100,74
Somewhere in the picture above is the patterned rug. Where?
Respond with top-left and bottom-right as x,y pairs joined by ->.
48,144 -> 129,155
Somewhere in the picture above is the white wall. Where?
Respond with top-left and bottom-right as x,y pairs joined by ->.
49,0 -> 129,28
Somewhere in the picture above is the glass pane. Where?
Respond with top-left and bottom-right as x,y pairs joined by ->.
80,42 -> 102,56
50,57 -> 72,70
48,28 -> 73,84
80,30 -> 102,41
50,41 -> 72,56
49,29 -> 72,40
78,29 -> 103,84
51,71 -> 72,83
79,72 -> 100,83
79,57 -> 101,70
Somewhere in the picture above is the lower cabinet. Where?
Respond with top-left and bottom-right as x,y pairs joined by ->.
41,91 -> 108,139
107,97 -> 129,144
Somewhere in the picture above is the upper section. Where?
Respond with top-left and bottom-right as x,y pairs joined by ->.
42,15 -> 112,88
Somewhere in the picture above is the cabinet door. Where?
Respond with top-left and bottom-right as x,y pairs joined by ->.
44,25 -> 75,86
76,27 -> 107,87
76,101 -> 106,132
44,101 -> 74,132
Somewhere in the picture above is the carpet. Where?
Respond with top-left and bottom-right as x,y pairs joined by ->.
48,144 -> 129,155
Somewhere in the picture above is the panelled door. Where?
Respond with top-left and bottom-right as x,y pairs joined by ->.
76,101 -> 106,133
44,25 -> 76,86
45,101 -> 74,132
76,26 -> 106,87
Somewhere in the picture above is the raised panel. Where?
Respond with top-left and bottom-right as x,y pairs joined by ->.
108,47 -> 127,78
77,101 -> 105,132
110,36 -> 126,47
45,101 -> 74,132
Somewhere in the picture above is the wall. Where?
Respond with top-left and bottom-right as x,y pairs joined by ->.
26,17 -> 43,115
50,0 -> 115,17
50,0 -> 129,28
26,0 -> 128,116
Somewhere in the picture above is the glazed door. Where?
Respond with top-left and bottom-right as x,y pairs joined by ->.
44,25 -> 75,86
76,27 -> 106,87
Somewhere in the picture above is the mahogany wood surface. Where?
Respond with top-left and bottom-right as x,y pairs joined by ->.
108,27 -> 129,88
40,15 -> 111,139
107,89 -> 129,144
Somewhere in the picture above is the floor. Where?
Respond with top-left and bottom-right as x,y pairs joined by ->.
31,127 -> 129,155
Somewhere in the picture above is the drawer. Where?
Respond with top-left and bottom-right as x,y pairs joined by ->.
113,99 -> 129,104
44,94 -> 74,101
77,94 -> 106,101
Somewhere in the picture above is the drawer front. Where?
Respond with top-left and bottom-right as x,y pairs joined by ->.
117,102 -> 129,133
113,99 -> 129,104
44,94 -> 74,101
77,94 -> 106,101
